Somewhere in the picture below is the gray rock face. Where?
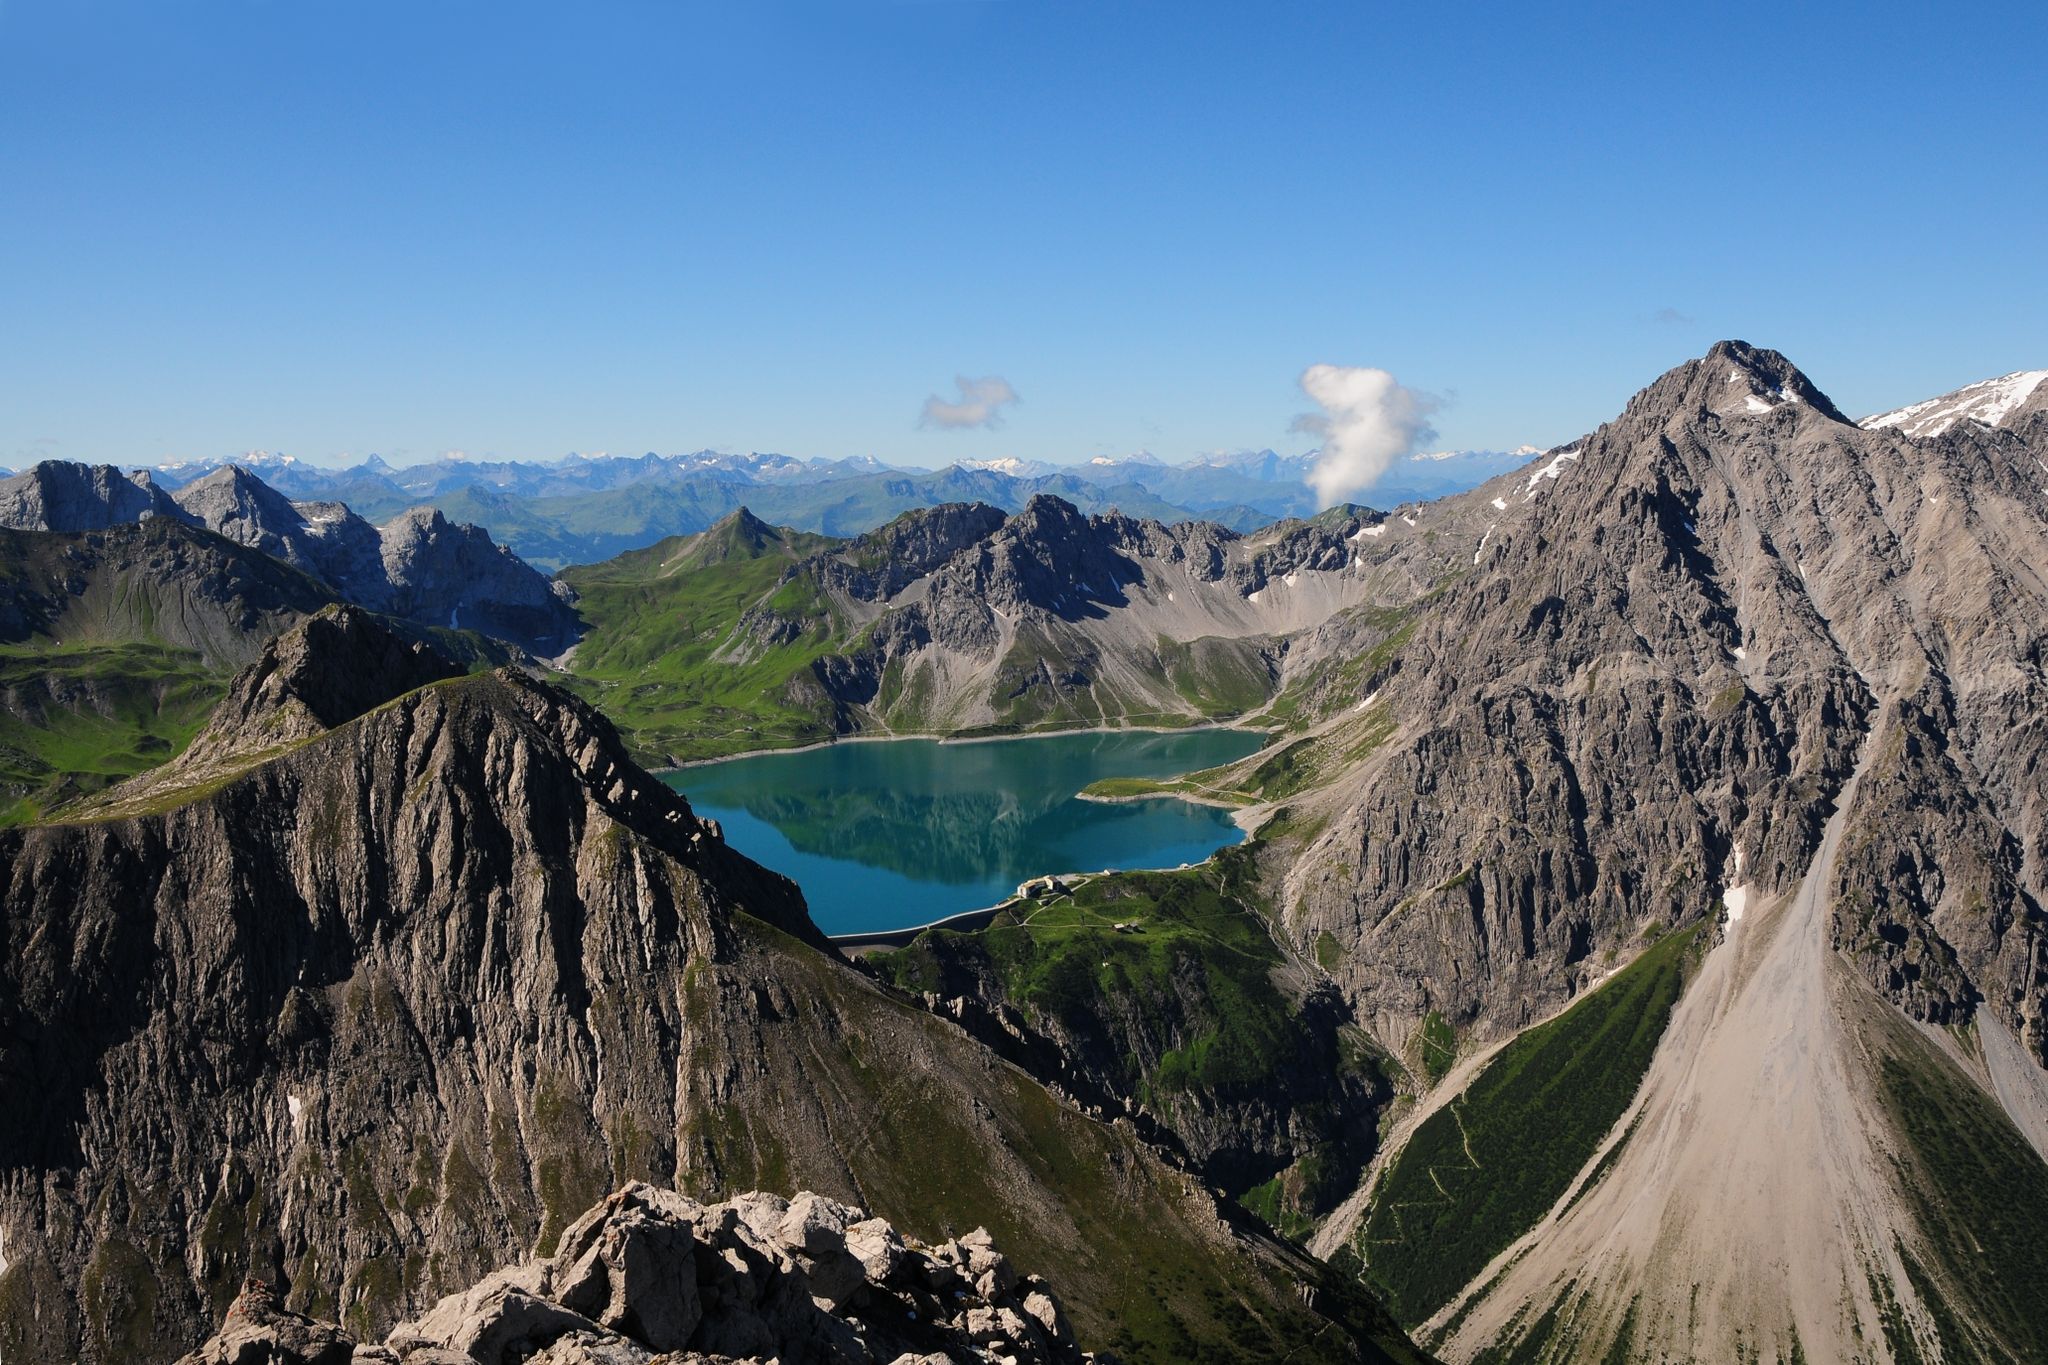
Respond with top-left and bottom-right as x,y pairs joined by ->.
375,506 -> 580,655
176,1184 -> 1088,1365
0,461 -> 188,531
0,614 -> 810,1361
1271,340 -> 2048,1069
170,1279 -> 356,1365
809,501 -> 1009,602
730,493 -> 1385,734
6,460 -> 579,655
0,515 -> 338,668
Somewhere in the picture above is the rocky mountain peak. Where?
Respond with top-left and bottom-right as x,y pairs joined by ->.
0,460 -> 189,531
1013,491 -> 1095,536
194,606 -> 466,754
376,506 -> 581,654
816,501 -> 1010,602
171,463 -> 316,563
1623,340 -> 1851,430
693,506 -> 782,562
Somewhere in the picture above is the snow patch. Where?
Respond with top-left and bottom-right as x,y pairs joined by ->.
1722,884 -> 1750,925
1283,572 -> 1299,587
1356,689 -> 1380,711
1733,646 -> 1748,660
1524,447 -> 1581,496
1352,523 -> 1387,540
1491,496 -> 1508,510
1401,514 -> 1417,527
1862,370 -> 2048,438
287,1093 -> 304,1137
1246,589 -> 1264,604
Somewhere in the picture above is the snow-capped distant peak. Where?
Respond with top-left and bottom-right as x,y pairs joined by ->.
1862,370 -> 2048,439
1410,446 -> 1542,463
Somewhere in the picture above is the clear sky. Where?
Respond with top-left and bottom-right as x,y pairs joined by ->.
3,1 -> 2043,470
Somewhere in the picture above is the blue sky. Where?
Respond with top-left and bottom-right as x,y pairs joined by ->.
3,1 -> 2043,470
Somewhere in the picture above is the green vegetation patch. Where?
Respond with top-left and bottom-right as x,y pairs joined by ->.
700,915 -> 1428,1365
1357,920 -> 1708,1325
0,641 -> 223,826
1156,634 -> 1275,717
870,853 -> 1389,1227
1876,1025 -> 2048,1362
874,862 -> 1312,1099
557,516 -> 850,762
1418,1009 -> 1459,1084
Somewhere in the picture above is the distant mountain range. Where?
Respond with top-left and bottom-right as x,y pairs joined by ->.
116,445 -> 1538,570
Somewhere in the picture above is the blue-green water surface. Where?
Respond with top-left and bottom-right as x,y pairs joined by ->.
663,728 -> 1266,935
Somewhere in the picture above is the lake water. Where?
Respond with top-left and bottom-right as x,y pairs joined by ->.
663,728 -> 1267,936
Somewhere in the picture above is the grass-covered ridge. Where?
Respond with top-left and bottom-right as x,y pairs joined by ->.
1352,919 -> 1710,1325
557,512 -> 848,762
1876,1021 -> 2048,1363
868,850 -> 1393,1234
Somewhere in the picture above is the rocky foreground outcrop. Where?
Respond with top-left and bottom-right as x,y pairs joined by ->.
178,1184 -> 1085,1365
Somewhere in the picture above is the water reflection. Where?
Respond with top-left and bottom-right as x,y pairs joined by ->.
664,728 -> 1265,934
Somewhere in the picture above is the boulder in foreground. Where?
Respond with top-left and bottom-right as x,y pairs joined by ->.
175,1182 -> 1088,1365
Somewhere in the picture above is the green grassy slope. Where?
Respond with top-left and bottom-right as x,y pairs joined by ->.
555,514 -> 849,762
1875,1020 -> 2048,1364
1347,920 -> 1710,1326
692,914 -> 1433,1365
869,849 -> 1394,1237
0,642 -> 223,824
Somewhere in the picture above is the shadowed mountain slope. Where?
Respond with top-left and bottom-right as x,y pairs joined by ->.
0,609 -> 1426,1365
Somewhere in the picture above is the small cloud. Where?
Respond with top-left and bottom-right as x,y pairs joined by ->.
919,375 -> 1019,430
1295,364 -> 1439,508
1648,306 -> 1695,326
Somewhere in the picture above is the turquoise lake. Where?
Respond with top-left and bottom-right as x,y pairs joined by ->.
663,728 -> 1268,936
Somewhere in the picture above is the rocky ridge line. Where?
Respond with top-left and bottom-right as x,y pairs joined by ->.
177,1182 -> 1085,1365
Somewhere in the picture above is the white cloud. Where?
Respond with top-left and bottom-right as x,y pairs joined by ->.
1293,364 -> 1438,507
919,375 -> 1020,430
